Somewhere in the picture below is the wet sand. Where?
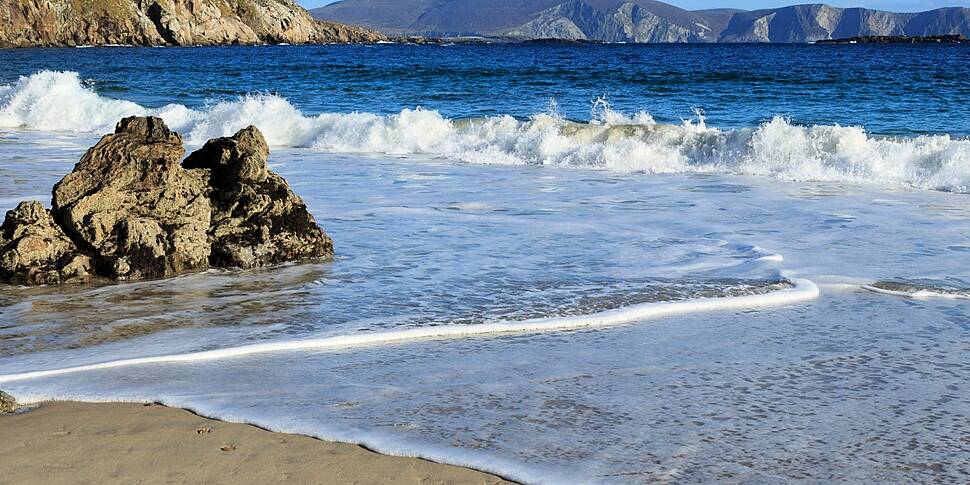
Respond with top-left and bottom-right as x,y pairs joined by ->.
0,401 -> 515,485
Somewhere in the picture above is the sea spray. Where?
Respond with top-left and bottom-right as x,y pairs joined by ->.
2,70 -> 968,192
0,71 -> 145,133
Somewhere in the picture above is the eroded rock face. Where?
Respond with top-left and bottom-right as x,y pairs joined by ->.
0,0 -> 386,48
53,116 -> 211,280
0,201 -> 93,285
0,116 -> 332,286
184,126 -> 333,268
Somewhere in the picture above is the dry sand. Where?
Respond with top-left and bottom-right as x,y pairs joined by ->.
0,401 -> 515,485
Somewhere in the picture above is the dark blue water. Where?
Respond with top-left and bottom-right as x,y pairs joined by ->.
2,44 -> 969,135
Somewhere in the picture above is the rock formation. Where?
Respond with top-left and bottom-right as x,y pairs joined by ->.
52,117 -> 212,281
183,126 -> 334,269
0,0 -> 386,47
0,390 -> 17,413
0,201 -> 92,285
0,116 -> 333,286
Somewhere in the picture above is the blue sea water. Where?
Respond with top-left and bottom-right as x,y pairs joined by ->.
1,45 -> 969,483
2,44 -> 969,134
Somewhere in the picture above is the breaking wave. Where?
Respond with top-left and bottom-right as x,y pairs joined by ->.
2,70 -> 969,193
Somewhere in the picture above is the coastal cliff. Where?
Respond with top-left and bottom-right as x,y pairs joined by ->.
0,0 -> 385,47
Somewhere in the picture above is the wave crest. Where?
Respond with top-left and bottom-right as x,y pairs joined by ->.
2,70 -> 968,193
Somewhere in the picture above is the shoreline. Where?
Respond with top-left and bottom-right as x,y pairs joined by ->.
0,400 -> 515,485
8,38 -> 969,49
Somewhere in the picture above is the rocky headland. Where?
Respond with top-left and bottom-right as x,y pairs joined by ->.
0,0 -> 386,47
0,116 -> 333,286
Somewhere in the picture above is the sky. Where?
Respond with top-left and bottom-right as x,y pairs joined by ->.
302,0 -> 970,12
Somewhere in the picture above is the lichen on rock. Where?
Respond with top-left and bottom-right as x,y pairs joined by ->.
0,116 -> 333,286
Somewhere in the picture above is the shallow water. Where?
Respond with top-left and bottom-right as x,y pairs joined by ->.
1,45 -> 969,483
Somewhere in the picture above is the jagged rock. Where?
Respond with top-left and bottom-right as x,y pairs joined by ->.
52,116 -> 212,280
0,201 -> 93,286
184,126 -> 269,185
0,0 -> 386,48
184,126 -> 334,268
0,390 -> 16,413
0,117 -> 332,286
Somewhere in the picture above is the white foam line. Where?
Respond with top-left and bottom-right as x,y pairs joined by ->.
861,285 -> 969,300
0,279 -> 819,385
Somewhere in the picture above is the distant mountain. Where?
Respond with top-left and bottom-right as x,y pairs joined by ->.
311,0 -> 970,43
503,0 -> 729,42
719,5 -> 970,42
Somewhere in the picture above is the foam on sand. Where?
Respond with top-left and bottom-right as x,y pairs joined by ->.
0,278 -> 819,385
3,71 -> 969,193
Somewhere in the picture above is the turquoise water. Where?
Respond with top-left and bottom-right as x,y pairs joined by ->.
1,45 -> 969,483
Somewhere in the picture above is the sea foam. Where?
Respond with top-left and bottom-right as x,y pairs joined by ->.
2,70 -> 969,193
0,278 -> 818,385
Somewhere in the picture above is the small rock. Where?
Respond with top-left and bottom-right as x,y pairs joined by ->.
0,390 -> 17,414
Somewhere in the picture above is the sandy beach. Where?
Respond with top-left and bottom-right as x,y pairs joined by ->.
0,401 -> 514,485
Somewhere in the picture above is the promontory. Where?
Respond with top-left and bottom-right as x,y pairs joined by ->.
0,0 -> 385,47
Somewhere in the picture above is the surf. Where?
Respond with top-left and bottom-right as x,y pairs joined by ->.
2,70 -> 969,193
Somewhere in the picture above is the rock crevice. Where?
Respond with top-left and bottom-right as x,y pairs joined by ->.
0,116 -> 333,286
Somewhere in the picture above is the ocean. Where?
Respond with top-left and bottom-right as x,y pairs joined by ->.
0,44 -> 968,483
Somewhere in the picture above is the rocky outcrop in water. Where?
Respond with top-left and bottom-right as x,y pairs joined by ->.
52,117 -> 212,281
183,126 -> 334,268
0,0 -> 385,47
0,117 -> 333,286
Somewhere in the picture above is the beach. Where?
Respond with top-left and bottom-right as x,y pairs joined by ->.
2,44 -> 969,483
0,401 -> 513,484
